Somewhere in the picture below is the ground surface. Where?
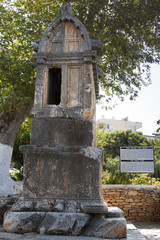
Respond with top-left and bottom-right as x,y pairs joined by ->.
132,222 -> 160,240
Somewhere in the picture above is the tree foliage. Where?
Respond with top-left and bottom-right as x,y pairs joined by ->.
157,119 -> 160,133
0,1 -> 35,117
102,156 -> 132,185
12,117 -> 32,168
0,0 -> 160,118
72,0 -> 160,101
96,129 -> 150,159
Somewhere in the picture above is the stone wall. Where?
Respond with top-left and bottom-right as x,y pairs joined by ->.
102,185 -> 160,222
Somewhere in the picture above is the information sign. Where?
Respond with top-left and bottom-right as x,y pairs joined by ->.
120,146 -> 154,173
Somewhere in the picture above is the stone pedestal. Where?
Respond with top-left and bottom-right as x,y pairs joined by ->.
3,145 -> 126,238
8,145 -> 107,213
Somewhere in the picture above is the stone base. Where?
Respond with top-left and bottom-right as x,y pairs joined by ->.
10,198 -> 108,214
0,195 -> 20,224
3,207 -> 127,239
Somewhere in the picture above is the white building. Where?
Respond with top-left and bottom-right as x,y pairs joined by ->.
96,117 -> 142,132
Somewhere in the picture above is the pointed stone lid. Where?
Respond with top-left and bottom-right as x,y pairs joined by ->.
38,3 -> 91,54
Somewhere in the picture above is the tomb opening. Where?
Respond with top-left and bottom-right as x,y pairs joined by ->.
48,68 -> 61,105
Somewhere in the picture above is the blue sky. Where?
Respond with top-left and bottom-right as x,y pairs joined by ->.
96,64 -> 160,135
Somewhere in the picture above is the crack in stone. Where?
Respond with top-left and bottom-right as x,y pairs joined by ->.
78,214 -> 92,236
71,219 -> 77,235
37,212 -> 47,234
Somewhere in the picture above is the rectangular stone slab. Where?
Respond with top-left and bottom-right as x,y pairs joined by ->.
38,212 -> 90,235
3,212 -> 46,233
21,147 -> 103,201
31,118 -> 94,147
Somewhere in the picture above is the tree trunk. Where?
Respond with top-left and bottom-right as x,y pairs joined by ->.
0,112 -> 24,197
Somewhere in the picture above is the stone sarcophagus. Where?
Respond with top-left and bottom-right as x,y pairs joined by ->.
3,4 -> 126,239
23,4 -> 104,205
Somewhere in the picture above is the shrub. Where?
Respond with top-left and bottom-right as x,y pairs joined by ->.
131,174 -> 160,188
10,169 -> 23,181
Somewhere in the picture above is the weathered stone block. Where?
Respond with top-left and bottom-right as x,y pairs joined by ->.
20,146 -> 104,204
3,212 -> 46,233
106,207 -> 124,218
65,201 -> 78,213
31,118 -> 94,147
11,199 -> 35,212
52,200 -> 65,212
0,196 -> 19,224
80,202 -> 108,214
34,200 -> 51,212
38,212 -> 90,235
84,216 -> 127,239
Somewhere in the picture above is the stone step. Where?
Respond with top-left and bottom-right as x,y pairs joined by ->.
3,209 -> 126,239
0,222 -> 148,240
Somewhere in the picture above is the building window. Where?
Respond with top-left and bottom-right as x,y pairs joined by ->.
107,124 -> 115,130
128,126 -> 136,132
48,68 -> 61,105
99,125 -> 105,130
